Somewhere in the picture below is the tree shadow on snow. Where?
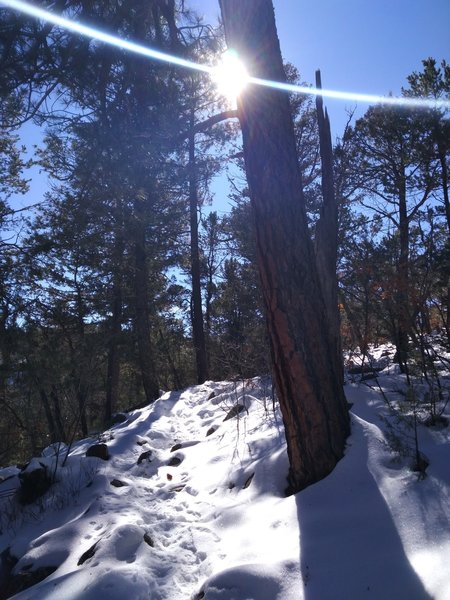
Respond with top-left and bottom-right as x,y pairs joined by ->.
295,415 -> 433,600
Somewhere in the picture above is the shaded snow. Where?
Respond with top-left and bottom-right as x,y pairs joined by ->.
0,371 -> 449,599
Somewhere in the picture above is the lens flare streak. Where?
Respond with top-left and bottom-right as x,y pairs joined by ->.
1,0 -> 449,110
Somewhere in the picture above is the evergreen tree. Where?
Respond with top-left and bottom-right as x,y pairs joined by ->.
219,0 -> 350,494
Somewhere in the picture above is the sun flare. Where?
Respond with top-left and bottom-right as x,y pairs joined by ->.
213,49 -> 249,105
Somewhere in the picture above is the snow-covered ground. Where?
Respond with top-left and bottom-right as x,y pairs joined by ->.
1,355 -> 449,599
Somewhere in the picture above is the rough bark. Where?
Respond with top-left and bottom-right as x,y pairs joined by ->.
219,0 -> 350,493
189,114 -> 208,384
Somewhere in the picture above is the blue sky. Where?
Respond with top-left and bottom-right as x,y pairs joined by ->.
194,0 -> 450,134
192,0 -> 450,213
8,0 -> 450,215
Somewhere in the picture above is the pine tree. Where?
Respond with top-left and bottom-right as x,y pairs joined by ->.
219,0 -> 350,493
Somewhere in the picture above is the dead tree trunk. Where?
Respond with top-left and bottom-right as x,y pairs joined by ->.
219,0 -> 350,494
314,69 -> 343,386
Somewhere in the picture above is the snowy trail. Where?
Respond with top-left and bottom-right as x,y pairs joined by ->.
1,373 -> 449,599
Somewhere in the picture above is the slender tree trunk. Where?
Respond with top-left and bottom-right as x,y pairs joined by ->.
39,388 -> 58,444
133,195 -> 160,404
105,281 -> 122,423
396,179 -> 410,373
219,0 -> 349,494
0,307 -> 11,400
437,137 -> 450,233
340,292 -> 366,355
105,213 -> 124,424
314,69 -> 343,385
75,381 -> 88,437
189,113 -> 208,384
50,385 -> 66,441
158,328 -> 182,389
437,138 -> 450,344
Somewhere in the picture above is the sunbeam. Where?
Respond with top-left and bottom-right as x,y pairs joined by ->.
213,49 -> 249,105
1,0 -> 449,110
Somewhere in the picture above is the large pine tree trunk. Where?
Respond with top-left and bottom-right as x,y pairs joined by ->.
219,0 -> 349,493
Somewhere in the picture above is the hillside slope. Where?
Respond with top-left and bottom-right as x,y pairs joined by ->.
1,364 -> 449,599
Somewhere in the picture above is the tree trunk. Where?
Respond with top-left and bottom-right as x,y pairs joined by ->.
50,385 -> 66,441
314,69 -> 343,385
39,388 -> 58,444
219,0 -> 350,494
76,382 -> 88,437
396,179 -> 410,374
437,135 -> 450,233
133,195 -> 160,404
105,215 -> 124,424
189,114 -> 209,384
105,279 -> 122,423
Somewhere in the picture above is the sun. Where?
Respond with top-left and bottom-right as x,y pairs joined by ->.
212,49 -> 249,105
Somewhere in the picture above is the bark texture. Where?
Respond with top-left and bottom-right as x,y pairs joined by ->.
220,0 -> 350,493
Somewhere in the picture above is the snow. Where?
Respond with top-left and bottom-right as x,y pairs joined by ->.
0,363 -> 449,600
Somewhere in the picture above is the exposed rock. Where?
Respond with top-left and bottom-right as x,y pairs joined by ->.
78,541 -> 99,566
18,463 -> 52,505
207,391 -> 216,401
172,485 -> 185,493
223,404 -> 246,421
111,412 -> 127,425
242,473 -> 254,489
167,456 -> 182,467
170,443 -> 183,452
137,450 -> 152,465
110,479 -> 128,487
206,426 -> 217,437
143,533 -> 154,547
86,443 -> 109,461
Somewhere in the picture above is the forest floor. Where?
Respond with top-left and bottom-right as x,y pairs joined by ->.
0,344 -> 449,599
